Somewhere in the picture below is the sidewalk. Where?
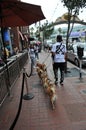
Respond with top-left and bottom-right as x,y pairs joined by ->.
0,51 -> 86,130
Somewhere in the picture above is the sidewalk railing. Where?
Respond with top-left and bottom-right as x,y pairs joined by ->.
0,52 -> 28,106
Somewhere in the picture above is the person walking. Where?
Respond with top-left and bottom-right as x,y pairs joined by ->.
51,35 -> 67,86
29,44 -> 36,75
34,43 -> 39,60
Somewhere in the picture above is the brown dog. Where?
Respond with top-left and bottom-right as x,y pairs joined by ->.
45,82 -> 57,110
36,67 -> 43,78
36,62 -> 57,110
36,62 -> 47,71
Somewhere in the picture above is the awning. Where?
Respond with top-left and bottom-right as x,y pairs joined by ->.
70,32 -> 80,38
70,31 -> 86,38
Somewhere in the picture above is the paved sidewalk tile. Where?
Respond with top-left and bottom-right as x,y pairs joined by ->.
0,51 -> 86,130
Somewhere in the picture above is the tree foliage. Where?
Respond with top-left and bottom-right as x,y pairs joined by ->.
34,21 -> 54,41
61,0 -> 86,49
40,21 -> 54,39
61,0 -> 86,11
61,0 -> 86,72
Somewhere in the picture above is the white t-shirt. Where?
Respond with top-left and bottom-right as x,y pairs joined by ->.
51,42 -> 66,63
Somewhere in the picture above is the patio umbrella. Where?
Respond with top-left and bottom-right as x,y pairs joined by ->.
0,0 -> 45,54
0,0 -> 45,27
0,0 -> 45,95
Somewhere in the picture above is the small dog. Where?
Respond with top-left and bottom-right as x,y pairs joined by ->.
36,62 -> 57,110
36,62 -> 47,71
46,82 -> 57,110
42,76 -> 50,92
36,67 -> 43,78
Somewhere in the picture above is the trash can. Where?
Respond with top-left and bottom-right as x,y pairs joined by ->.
77,46 -> 84,59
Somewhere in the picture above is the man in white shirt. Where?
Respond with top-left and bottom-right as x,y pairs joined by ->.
51,35 -> 67,85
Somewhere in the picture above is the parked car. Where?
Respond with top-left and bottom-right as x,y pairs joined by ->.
67,42 -> 86,67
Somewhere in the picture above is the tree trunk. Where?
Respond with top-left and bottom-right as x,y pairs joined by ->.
65,11 -> 71,73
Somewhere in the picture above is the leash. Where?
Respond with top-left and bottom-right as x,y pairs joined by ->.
42,53 -> 54,81
42,53 -> 51,64
42,52 -> 53,69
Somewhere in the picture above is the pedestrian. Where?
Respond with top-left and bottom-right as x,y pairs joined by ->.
34,43 -> 39,60
51,35 -> 67,86
29,44 -> 36,75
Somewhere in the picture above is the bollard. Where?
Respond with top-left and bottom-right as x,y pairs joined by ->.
77,46 -> 84,80
23,68 -> 34,100
79,59 -> 82,79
